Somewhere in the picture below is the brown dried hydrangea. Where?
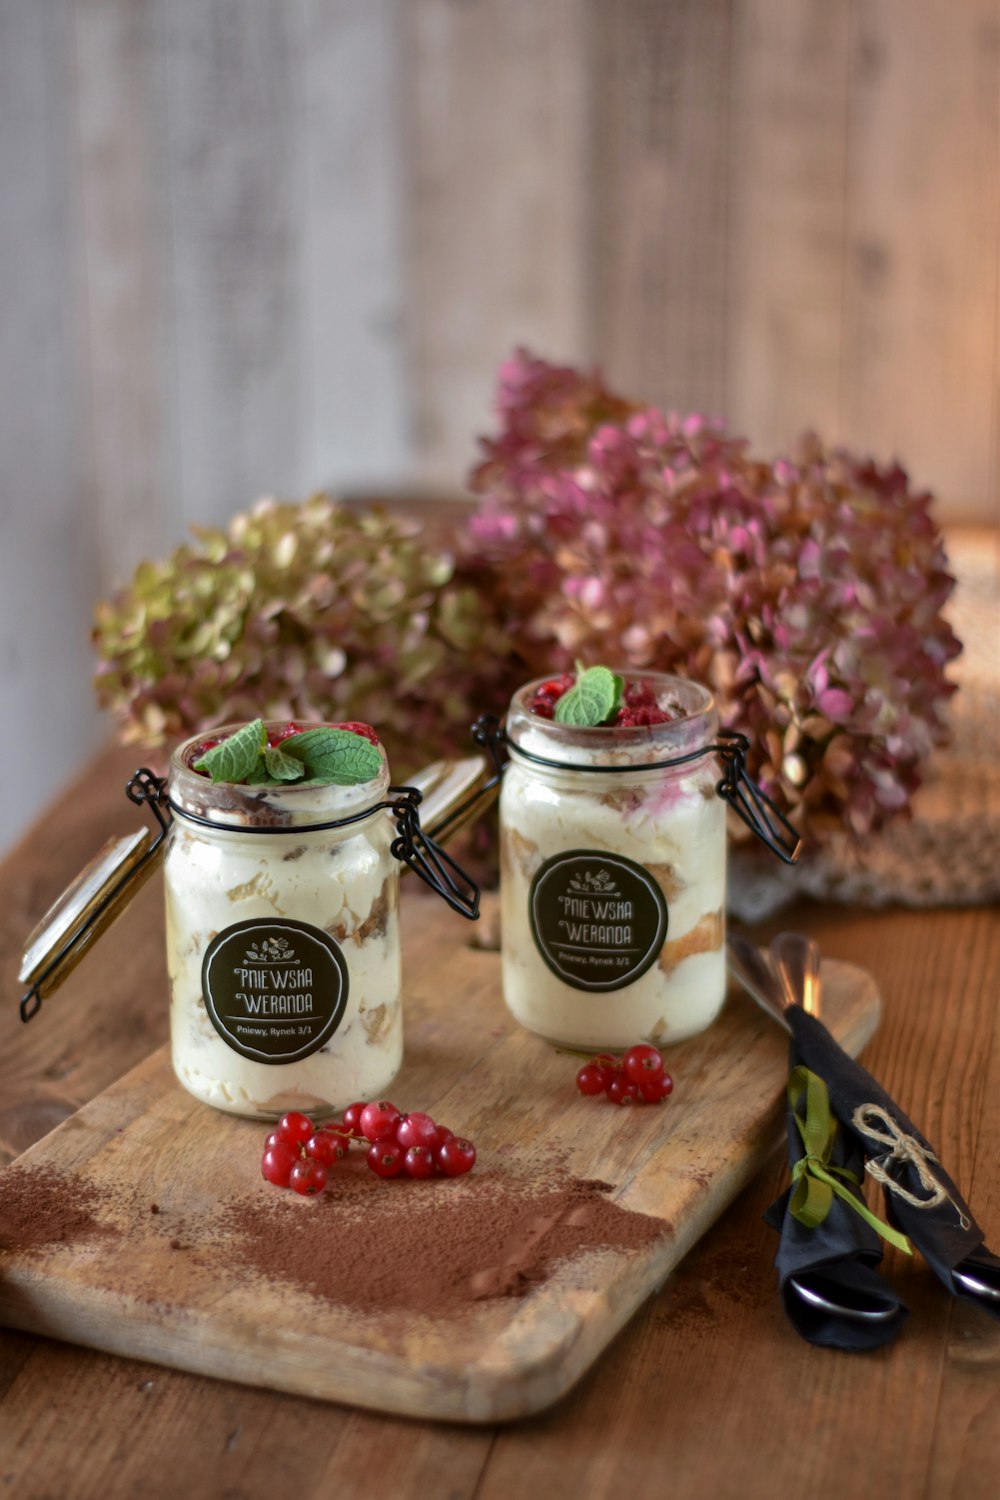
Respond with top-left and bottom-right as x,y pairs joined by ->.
92,495 -> 504,777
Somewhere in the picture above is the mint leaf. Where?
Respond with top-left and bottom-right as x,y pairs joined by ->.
260,744 -> 306,782
553,665 -> 623,727
281,727 -> 382,786
194,719 -> 267,784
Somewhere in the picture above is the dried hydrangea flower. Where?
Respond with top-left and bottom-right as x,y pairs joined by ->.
458,350 -> 961,844
92,495 -> 506,777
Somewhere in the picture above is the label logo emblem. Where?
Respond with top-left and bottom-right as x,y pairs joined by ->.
528,851 -> 668,992
201,918 -> 348,1063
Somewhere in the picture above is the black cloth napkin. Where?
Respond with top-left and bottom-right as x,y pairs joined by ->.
764,1054 -> 908,1351
786,1005 -> 1000,1318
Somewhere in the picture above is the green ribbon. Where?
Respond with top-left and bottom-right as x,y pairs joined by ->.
788,1066 -> 912,1255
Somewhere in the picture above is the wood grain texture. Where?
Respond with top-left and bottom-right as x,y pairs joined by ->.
0,746 -> 998,1493
0,0 -> 105,855
841,0 -> 1000,514
591,0 -> 732,417
73,0 -> 177,590
726,0 -> 851,450
402,0 -> 591,483
0,953 -> 878,1422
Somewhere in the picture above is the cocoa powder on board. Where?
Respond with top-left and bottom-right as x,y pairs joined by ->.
216,1160 -> 667,1316
0,1166 -> 119,1252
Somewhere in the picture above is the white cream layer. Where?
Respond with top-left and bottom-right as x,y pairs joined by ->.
164,819 -> 401,1118
500,727 -> 726,1048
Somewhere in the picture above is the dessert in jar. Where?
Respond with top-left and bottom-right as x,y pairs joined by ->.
499,669 -> 727,1049
164,719 -> 402,1119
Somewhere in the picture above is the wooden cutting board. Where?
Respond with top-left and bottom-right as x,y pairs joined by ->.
0,911 -> 880,1424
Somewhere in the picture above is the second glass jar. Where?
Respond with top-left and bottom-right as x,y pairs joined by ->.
499,674 -> 727,1048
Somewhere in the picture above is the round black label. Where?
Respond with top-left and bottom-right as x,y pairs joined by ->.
528,850 -> 668,992
201,918 -> 349,1064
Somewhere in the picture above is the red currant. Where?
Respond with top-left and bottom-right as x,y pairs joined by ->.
437,1138 -> 477,1177
289,1158 -> 328,1196
360,1100 -> 401,1143
305,1129 -> 347,1166
263,1129 -> 286,1151
433,1124 -> 455,1151
367,1140 -> 404,1178
341,1102 -> 368,1139
261,1141 -> 299,1187
330,721 -> 380,745
606,1076 -> 639,1106
639,1072 -> 674,1103
395,1112 -> 438,1151
576,1062 -> 611,1096
403,1145 -> 436,1180
622,1043 -> 665,1086
277,1110 -> 315,1145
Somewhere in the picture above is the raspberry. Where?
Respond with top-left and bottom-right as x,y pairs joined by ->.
330,721 -> 380,745
268,721 -> 304,745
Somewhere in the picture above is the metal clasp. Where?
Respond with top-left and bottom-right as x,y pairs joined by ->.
18,769 -> 171,1022
715,730 -> 801,865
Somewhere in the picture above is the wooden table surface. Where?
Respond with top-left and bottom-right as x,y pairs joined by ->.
0,743 -> 997,1499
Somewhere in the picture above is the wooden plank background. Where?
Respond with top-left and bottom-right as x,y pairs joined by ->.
1,0 -> 998,853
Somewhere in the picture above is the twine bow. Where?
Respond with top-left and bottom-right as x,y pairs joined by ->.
789,1068 -> 912,1253
851,1103 -> 971,1231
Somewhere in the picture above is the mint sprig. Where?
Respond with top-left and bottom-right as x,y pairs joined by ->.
553,664 -> 624,727
194,719 -> 267,783
281,727 -> 382,786
192,719 -> 381,786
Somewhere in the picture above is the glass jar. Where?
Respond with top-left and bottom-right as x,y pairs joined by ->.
164,725 -> 401,1119
499,675 -> 727,1049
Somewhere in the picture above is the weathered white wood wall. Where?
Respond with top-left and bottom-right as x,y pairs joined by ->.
1,0 -> 998,854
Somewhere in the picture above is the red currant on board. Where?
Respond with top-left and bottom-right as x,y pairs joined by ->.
432,1124 -> 455,1151
576,1062 -> 610,1096
360,1100 -> 402,1143
305,1130 -> 347,1166
403,1145 -> 436,1180
277,1111 -> 315,1145
367,1140 -> 405,1178
622,1044 -> 665,1085
437,1138 -> 477,1177
606,1075 -> 639,1106
639,1073 -> 674,1103
289,1158 -> 328,1196
261,1141 -> 299,1187
341,1102 -> 368,1139
396,1112 -> 438,1151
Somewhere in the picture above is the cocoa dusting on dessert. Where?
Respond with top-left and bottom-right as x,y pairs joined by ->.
360,1003 -> 391,1046
0,1166 -> 120,1254
351,878 -> 394,945
217,1166 -> 665,1317
657,910 -> 724,975
500,826 -> 541,884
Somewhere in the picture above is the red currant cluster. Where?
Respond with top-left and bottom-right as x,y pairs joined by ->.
260,1102 -> 476,1196
575,1044 -> 674,1106
526,675 -> 674,728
